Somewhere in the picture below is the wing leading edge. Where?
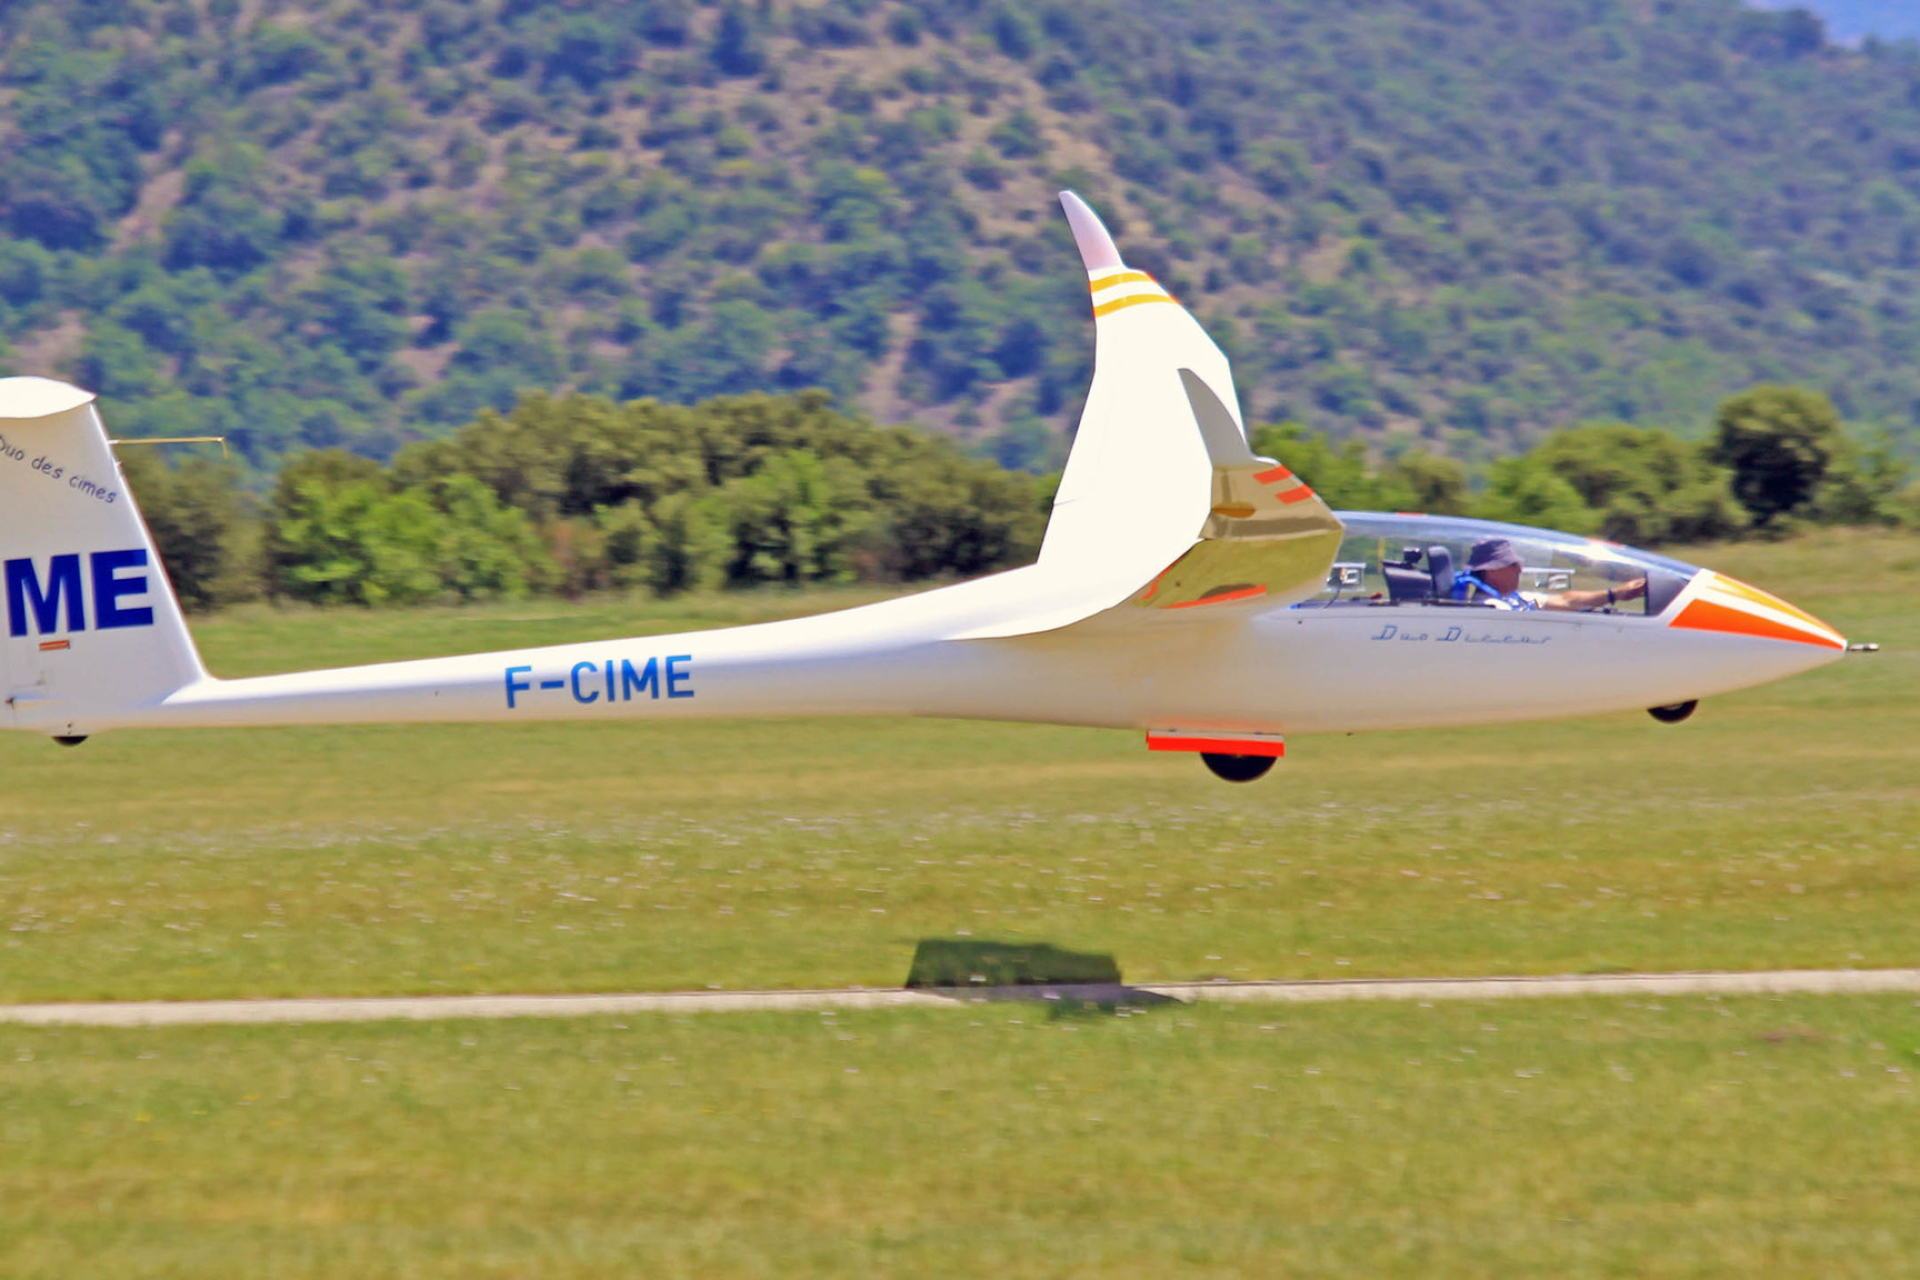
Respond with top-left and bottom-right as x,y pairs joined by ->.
952,193 -> 1342,640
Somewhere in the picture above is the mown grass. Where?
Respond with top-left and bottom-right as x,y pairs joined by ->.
0,530 -> 1915,1002
4,995 -> 1919,1278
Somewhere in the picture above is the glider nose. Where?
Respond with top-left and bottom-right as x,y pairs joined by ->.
1668,572 -> 1846,652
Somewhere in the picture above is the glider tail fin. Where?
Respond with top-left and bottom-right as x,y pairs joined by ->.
0,378 -> 205,738
1039,193 -> 1342,620
954,194 -> 1342,641
1039,192 -> 1231,576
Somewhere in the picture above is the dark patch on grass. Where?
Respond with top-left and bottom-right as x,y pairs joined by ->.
905,939 -> 1122,989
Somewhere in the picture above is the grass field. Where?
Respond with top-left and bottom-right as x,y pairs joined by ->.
1,530 -> 1917,1002
5,995 -> 1919,1277
2,529 -> 1917,1277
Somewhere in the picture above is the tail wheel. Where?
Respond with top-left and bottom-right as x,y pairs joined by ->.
1201,752 -> 1275,783
1648,701 -> 1698,724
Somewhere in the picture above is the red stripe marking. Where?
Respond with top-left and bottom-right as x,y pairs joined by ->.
1148,735 -> 1286,757
38,639 -> 70,652
1252,464 -> 1293,484
1164,585 -> 1268,609
1276,485 -> 1317,505
1139,562 -> 1176,603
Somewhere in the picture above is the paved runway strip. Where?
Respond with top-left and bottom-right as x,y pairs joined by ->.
4,968 -> 1919,1027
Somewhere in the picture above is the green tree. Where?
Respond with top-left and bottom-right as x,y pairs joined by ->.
267,449 -> 555,604
1528,423 -> 1745,544
594,503 -> 660,591
1708,386 -> 1842,527
1248,424 -> 1383,510
75,322 -> 168,399
431,474 -> 553,600
1474,456 -> 1601,536
542,15 -> 635,91
233,24 -> 332,90
117,450 -> 263,609
0,237 -> 51,307
709,2 -> 765,77
992,7 -> 1037,60
269,476 -> 449,605
874,447 -> 1046,578
392,390 -> 1046,593
724,447 -> 870,584
1811,432 -> 1914,527
1383,451 -> 1471,516
1249,425 -> 1469,514
647,490 -> 731,593
163,144 -> 284,276
988,110 -> 1046,159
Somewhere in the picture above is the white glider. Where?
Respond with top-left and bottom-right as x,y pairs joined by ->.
0,194 -> 1854,780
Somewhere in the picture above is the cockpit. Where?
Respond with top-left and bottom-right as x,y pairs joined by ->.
1300,513 -> 1702,617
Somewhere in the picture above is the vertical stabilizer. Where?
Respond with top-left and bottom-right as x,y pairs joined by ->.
0,378 -> 205,737
1040,192 -> 1228,578
1026,194 -> 1342,627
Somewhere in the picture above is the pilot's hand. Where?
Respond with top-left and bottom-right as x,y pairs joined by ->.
1621,577 -> 1648,601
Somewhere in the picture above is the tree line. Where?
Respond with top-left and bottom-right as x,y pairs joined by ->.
125,384 -> 1915,612
1255,384 -> 1914,545
124,390 -> 1050,609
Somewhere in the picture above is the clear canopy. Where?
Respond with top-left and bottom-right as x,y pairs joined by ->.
1301,513 -> 1702,617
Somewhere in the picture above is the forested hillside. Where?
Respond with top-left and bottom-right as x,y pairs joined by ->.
1756,2 -> 1920,43
8,0 -> 1920,471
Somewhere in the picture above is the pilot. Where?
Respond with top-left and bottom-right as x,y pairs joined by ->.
1454,537 -> 1646,612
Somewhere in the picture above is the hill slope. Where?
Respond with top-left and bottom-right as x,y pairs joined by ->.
5,0 -> 1920,469
1754,2 -> 1920,43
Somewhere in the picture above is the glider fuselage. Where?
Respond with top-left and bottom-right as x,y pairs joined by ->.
18,524 -> 1841,742
0,192 -> 1856,764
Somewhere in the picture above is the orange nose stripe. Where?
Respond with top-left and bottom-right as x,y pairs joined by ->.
1704,574 -> 1837,635
1670,596 -> 1845,649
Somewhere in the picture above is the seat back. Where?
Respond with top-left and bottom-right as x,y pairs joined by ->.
1381,560 -> 1434,602
1426,545 -> 1455,599
1383,545 -> 1456,603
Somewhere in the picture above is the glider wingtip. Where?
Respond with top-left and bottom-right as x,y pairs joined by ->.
1058,190 -> 1125,273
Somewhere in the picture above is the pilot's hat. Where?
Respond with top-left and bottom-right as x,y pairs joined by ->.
1467,537 -> 1522,572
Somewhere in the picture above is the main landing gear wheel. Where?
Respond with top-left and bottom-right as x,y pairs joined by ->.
1647,700 -> 1698,724
1201,752 -> 1276,783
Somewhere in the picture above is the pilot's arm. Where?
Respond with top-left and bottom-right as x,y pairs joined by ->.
1541,577 -> 1648,612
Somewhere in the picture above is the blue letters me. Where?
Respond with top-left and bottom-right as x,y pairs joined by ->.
5,550 -> 154,637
